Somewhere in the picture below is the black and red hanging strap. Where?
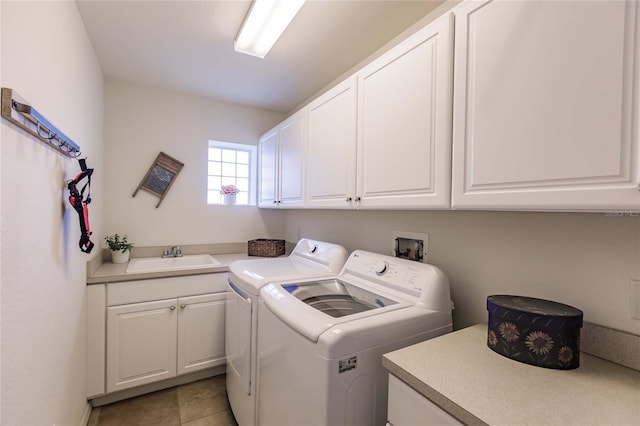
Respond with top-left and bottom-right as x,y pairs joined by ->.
68,158 -> 94,253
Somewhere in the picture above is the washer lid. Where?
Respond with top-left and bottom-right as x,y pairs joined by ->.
228,239 -> 348,294
230,257 -> 327,293
260,280 -> 408,342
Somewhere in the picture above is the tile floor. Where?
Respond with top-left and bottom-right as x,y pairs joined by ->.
87,375 -> 238,426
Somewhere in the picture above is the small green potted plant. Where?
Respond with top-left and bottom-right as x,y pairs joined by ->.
105,233 -> 134,264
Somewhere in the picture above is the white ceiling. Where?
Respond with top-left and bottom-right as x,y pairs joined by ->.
76,0 -> 444,113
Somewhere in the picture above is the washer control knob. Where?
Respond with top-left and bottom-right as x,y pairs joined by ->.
375,261 -> 389,276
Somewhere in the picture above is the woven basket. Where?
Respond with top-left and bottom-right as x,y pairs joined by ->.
247,239 -> 285,257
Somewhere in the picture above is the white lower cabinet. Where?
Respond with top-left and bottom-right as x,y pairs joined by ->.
387,374 -> 462,426
177,293 -> 226,375
106,293 -> 226,393
106,299 -> 178,393
87,273 -> 228,398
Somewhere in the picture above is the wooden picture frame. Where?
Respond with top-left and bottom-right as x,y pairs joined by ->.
133,152 -> 184,208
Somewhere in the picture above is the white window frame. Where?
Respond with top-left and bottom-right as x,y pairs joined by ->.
207,140 -> 257,206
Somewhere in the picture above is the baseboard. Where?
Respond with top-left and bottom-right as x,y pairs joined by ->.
89,366 -> 225,407
80,402 -> 92,426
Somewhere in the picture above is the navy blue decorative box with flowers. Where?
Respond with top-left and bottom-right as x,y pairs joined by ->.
486,295 -> 583,370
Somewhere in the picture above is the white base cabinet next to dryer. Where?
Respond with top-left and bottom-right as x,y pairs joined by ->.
387,374 -> 462,426
106,292 -> 226,393
87,273 -> 228,400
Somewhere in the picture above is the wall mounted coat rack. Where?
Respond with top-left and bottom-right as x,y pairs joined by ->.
1,87 -> 81,158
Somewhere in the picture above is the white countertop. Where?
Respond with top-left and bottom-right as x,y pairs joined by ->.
383,324 -> 640,426
87,252 -> 256,284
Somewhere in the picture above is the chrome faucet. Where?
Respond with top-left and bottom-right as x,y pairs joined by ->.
162,246 -> 183,258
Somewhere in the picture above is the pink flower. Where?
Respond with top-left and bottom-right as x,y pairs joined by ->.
220,184 -> 240,195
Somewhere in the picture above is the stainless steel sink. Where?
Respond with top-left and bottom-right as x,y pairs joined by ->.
125,254 -> 221,273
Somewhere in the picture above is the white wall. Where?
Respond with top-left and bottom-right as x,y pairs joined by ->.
104,80 -> 286,247
1,1 -> 104,424
285,210 -> 640,335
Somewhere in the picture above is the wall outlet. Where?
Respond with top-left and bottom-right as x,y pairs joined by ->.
630,279 -> 640,320
393,231 -> 429,263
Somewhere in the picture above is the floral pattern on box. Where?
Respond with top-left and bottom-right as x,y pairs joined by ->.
487,295 -> 583,370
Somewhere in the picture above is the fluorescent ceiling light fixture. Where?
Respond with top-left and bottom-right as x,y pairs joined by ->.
235,0 -> 306,58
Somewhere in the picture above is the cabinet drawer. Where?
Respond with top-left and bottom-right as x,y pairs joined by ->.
107,273 -> 227,306
387,374 -> 461,426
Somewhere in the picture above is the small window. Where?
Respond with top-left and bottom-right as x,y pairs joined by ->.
207,140 -> 257,205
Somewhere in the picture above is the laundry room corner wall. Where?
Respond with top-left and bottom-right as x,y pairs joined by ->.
284,210 -> 640,336
1,2 -> 104,425
103,80 -> 286,247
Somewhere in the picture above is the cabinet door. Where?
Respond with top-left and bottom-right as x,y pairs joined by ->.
451,0 -> 640,210
258,127 -> 279,208
177,293 -> 227,375
357,13 -> 454,209
387,375 -> 462,426
278,109 -> 307,207
106,299 -> 177,393
307,76 -> 358,208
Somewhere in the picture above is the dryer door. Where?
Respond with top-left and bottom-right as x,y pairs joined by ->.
225,279 -> 252,395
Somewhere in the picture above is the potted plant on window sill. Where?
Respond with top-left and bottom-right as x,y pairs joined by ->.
221,184 -> 240,205
105,233 -> 134,264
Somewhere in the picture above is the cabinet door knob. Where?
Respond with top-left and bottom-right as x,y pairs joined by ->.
170,306 -> 176,310
355,196 -> 361,202
181,304 -> 186,309
273,200 -> 277,204
346,197 -> 352,202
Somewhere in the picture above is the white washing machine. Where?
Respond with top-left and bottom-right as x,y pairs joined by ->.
225,239 -> 348,426
256,250 -> 453,426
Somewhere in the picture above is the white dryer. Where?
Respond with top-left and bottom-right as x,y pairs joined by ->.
225,239 -> 348,426
256,250 -> 453,426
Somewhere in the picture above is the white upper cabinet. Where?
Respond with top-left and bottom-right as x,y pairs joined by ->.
278,110 -> 307,207
306,76 -> 358,208
258,109 -> 307,208
451,0 -> 640,210
258,127 -> 278,207
357,13 -> 454,209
